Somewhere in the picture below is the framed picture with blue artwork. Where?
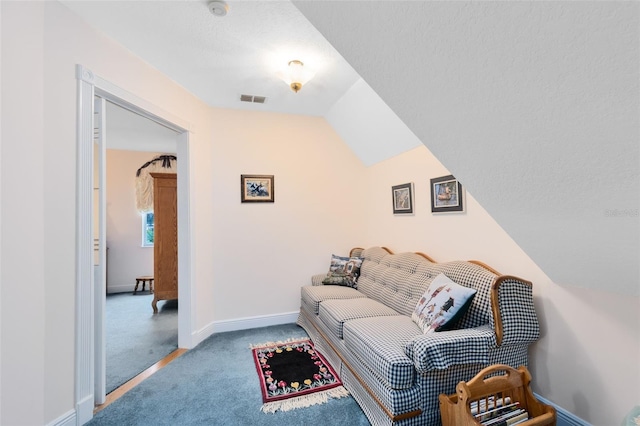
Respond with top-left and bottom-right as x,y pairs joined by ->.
241,174 -> 274,203
430,175 -> 464,213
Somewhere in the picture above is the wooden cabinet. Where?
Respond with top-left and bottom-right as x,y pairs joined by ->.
150,173 -> 178,314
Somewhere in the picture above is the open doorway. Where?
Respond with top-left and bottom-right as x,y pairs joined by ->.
76,64 -> 194,423
99,100 -> 180,395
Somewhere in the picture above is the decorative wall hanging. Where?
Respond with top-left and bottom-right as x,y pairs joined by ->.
392,182 -> 414,214
241,174 -> 274,203
430,175 -> 464,213
135,154 -> 177,213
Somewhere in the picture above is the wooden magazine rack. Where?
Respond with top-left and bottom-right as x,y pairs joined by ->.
439,364 -> 556,426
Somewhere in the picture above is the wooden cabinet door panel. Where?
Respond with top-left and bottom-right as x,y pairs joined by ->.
151,173 -> 177,313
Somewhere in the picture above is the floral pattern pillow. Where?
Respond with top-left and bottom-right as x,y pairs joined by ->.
412,273 -> 477,334
322,254 -> 363,289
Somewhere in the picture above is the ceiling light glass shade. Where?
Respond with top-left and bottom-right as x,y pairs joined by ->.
277,60 -> 316,93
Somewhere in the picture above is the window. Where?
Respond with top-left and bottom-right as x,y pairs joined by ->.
142,211 -> 154,247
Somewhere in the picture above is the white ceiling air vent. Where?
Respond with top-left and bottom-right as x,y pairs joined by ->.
240,95 -> 267,104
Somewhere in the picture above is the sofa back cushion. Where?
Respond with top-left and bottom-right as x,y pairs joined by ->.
357,247 -> 436,317
358,248 -> 498,331
342,247 -> 538,350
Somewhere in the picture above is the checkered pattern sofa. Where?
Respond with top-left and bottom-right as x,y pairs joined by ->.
297,246 -> 540,426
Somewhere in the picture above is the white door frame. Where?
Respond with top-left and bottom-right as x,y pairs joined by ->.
75,64 -> 195,424
93,95 -> 107,405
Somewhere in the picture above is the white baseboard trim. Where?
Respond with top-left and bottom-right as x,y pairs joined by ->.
106,284 -> 136,294
46,409 -> 76,426
190,320 -> 217,348
190,311 -> 300,348
75,395 -> 94,426
214,311 -> 300,333
534,393 -> 590,426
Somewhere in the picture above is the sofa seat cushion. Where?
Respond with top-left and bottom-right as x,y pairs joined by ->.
301,285 -> 366,315
340,354 -> 423,416
343,316 -> 421,390
405,324 -> 495,373
318,298 -> 399,339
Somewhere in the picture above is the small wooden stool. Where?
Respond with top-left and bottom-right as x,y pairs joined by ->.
134,276 -> 154,294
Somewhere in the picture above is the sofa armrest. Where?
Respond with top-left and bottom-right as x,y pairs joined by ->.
311,273 -> 326,286
493,276 -> 540,346
405,325 -> 496,373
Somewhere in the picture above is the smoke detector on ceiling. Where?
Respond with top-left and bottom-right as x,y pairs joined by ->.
208,1 -> 229,17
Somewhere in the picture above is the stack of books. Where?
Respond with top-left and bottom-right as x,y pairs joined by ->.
470,396 -> 530,426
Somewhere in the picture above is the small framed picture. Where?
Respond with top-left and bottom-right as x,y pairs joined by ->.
241,174 -> 274,203
392,182 -> 414,214
430,175 -> 464,213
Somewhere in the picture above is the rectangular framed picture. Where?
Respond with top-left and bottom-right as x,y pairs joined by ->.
430,175 -> 464,213
392,182 -> 414,214
241,174 -> 274,203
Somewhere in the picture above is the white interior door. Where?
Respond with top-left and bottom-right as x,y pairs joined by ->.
93,95 -> 107,404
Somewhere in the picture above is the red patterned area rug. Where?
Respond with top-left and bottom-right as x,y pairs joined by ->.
251,338 -> 349,413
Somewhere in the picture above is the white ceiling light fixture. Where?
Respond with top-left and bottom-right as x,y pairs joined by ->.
278,60 -> 316,93
208,1 -> 229,17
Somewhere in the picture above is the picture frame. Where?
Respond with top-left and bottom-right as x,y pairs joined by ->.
392,182 -> 414,214
430,175 -> 464,213
241,174 -> 274,203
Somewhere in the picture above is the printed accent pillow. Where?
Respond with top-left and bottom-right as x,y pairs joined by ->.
412,273 -> 477,334
322,254 -> 364,289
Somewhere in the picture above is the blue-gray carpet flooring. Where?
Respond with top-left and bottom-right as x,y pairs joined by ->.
89,323 -> 370,425
106,292 -> 178,394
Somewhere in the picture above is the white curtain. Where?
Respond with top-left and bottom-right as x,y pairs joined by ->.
135,154 -> 177,213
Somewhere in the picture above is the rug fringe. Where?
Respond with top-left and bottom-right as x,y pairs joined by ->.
249,337 -> 309,349
260,386 -> 350,413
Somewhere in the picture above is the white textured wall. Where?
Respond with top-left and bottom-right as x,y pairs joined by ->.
1,3 -> 46,424
105,102 -> 178,153
105,150 -> 163,293
0,2 -> 3,421
326,78 -> 422,166
208,108 -> 367,321
295,2 -> 640,425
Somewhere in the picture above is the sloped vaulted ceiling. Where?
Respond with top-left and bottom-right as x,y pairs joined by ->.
294,1 -> 640,295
